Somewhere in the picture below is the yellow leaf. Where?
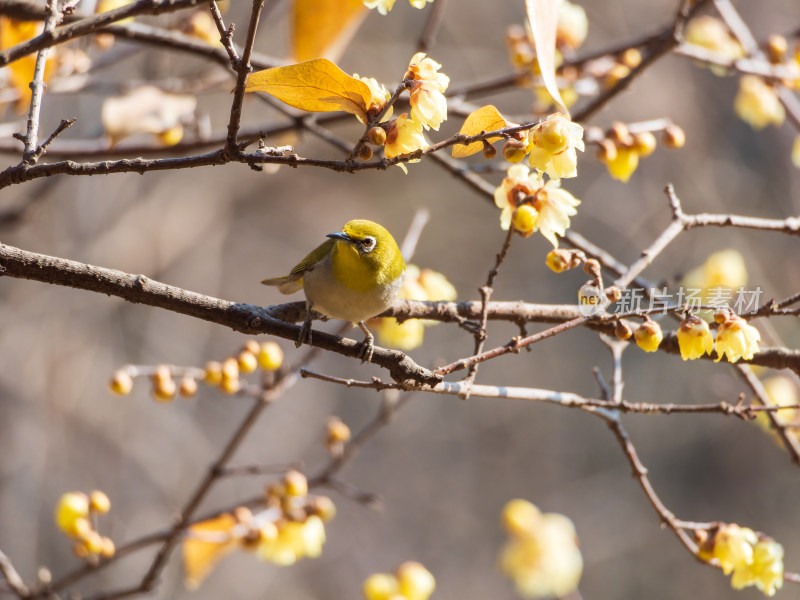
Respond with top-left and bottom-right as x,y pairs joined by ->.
292,0 -> 367,62
452,105 -> 515,158
0,17 -> 56,113
525,0 -> 566,113
183,513 -> 239,590
245,59 -> 372,120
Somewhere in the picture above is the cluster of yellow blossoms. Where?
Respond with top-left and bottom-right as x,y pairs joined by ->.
698,523 -> 784,596
362,561 -> 436,600
183,470 -> 335,588
109,339 -> 284,401
494,162 -> 581,248
372,264 -> 457,351
594,121 -> 685,183
499,499 -> 582,599
54,491 -> 115,559
356,54 -> 449,170
630,310 -> 761,363
685,15 -> 800,167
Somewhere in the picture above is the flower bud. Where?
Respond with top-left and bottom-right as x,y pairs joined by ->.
238,350 -> 258,374
605,286 -> 621,303
152,369 -> 177,402
109,370 -> 133,395
766,34 -> 787,63
662,124 -> 686,149
582,258 -> 601,278
358,144 -> 373,161
55,492 -> 90,536
179,376 -> 198,398
84,531 -> 105,555
595,138 -> 617,162
326,416 -> 352,447
621,48 -> 642,68
367,126 -> 387,146
89,490 -> 111,514
633,131 -> 657,157
204,361 -> 223,385
502,498 -> 541,537
396,561 -> 436,600
546,249 -> 571,273
503,139 -> 527,163
614,319 -> 632,340
482,142 -> 498,159
363,573 -> 399,600
100,536 -> 116,559
310,495 -> 336,522
220,376 -> 240,395
283,470 -> 309,497
244,339 -> 260,354
608,122 -> 634,147
604,63 -> 630,89
634,317 -> 663,352
258,342 -> 284,371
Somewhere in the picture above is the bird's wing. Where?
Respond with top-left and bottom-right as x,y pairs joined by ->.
260,238 -> 335,295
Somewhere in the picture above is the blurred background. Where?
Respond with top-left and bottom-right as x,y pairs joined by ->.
1,0 -> 800,599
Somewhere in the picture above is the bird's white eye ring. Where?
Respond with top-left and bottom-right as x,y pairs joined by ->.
360,236 -> 376,252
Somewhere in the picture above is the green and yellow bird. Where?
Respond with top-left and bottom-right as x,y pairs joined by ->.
262,220 -> 405,362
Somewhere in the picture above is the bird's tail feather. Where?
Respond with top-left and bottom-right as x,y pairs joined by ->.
260,275 -> 303,294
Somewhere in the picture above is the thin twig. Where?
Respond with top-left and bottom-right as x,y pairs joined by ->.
224,0 -> 264,155
21,0 -> 59,166
0,550 -> 29,598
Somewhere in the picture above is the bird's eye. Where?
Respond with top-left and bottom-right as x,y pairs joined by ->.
361,236 -> 376,252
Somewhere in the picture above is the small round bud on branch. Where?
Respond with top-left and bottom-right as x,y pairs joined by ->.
662,125 -> 686,149
367,126 -> 387,146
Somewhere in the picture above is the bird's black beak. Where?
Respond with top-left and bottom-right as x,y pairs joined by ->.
326,232 -> 355,244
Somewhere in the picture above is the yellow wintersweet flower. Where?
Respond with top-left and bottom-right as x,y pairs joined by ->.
746,539 -> 783,596
682,249 -> 748,310
531,181 -> 580,248
734,75 -> 785,130
493,165 -> 580,246
396,562 -> 436,600
634,317 -> 663,352
604,145 -> 639,182
556,1 -> 588,51
676,314 -> 714,360
384,114 -> 428,160
494,165 -> 543,232
685,16 -> 744,67
714,314 -> 760,363
374,264 -> 456,350
526,113 -> 585,179
792,135 -> 800,168
362,0 -> 396,15
363,0 -> 432,13
257,515 -> 326,565
406,53 -> 449,131
499,499 -> 582,599
55,492 -> 90,537
714,524 -> 758,575
362,562 -> 435,600
353,74 -> 393,123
